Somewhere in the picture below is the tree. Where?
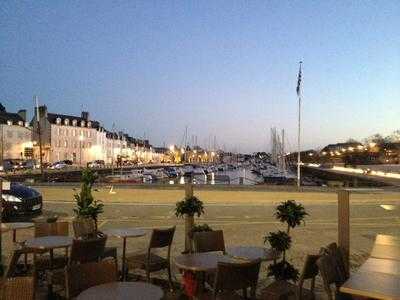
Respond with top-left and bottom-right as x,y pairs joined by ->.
73,168 -> 103,230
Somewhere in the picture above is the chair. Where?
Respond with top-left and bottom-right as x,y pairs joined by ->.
126,226 -> 175,289
316,254 -> 352,300
46,234 -> 109,293
321,242 -> 348,281
260,254 -> 320,300
1,276 -> 35,300
193,230 -> 225,254
65,259 -> 118,299
73,218 -> 118,260
211,259 -> 261,300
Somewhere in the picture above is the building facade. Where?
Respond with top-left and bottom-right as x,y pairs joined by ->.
31,105 -> 155,165
0,104 -> 32,162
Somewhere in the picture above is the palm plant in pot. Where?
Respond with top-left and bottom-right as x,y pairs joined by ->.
264,200 -> 308,290
175,195 -> 204,253
73,168 -> 104,234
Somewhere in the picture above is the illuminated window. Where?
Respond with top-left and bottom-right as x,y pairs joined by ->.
64,118 -> 69,125
72,119 -> 77,126
56,117 -> 61,125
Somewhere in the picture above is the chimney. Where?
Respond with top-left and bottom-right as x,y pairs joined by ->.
81,111 -> 89,121
17,109 -> 27,122
37,105 -> 48,120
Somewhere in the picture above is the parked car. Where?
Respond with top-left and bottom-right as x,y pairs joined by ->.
87,160 -> 105,168
1,181 -> 42,221
21,159 -> 39,170
63,160 -> 73,165
49,161 -> 68,169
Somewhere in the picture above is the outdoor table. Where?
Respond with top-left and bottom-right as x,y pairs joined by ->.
340,271 -> 400,299
370,244 -> 400,261
175,252 -> 238,299
25,236 -> 73,268
1,222 -> 34,242
226,246 -> 280,262
102,228 -> 147,281
359,258 -> 400,276
175,252 -> 237,273
375,234 -> 400,247
77,282 -> 164,300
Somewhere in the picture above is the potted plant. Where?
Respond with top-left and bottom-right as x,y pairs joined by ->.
175,195 -> 204,253
73,168 -> 104,233
263,200 -> 308,294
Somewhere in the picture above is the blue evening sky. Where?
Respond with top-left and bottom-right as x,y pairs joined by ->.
1,1 -> 399,153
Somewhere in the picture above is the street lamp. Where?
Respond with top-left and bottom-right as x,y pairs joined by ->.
79,135 -> 84,167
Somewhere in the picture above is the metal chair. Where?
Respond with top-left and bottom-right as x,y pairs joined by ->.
65,258 -> 118,299
1,276 -> 35,300
211,259 -> 261,300
193,230 -> 226,254
126,226 -> 175,289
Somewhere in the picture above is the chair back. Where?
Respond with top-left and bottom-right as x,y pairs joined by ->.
72,218 -> 96,238
298,254 -> 320,297
69,235 -> 107,264
325,242 -> 348,280
316,253 -> 345,300
65,259 -> 118,299
149,226 -> 176,249
193,230 -> 225,253
34,221 -> 69,237
1,277 -> 35,300
214,260 -> 261,295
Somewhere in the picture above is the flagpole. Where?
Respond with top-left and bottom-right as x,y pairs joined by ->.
297,61 -> 302,188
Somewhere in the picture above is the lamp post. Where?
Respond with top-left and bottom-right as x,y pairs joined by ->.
79,135 -> 84,167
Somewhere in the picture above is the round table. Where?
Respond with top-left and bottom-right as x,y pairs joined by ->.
226,246 -> 280,262
175,252 -> 237,273
77,282 -> 164,300
1,222 -> 34,242
103,228 -> 147,280
25,235 -> 73,250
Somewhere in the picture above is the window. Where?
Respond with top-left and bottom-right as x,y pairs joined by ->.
87,142 -> 92,148
7,120 -> 12,125
64,140 -> 68,148
64,118 -> 69,125
72,119 -> 77,126
65,129 -> 69,136
81,120 -> 85,127
87,121 -> 91,128
18,121 -> 23,126
57,128 -> 61,135
56,117 -> 61,125
88,131 -> 91,138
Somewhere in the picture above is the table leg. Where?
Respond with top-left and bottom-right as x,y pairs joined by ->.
122,237 -> 127,281
48,249 -> 54,299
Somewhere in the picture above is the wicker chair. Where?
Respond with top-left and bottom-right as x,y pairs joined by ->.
193,230 -> 226,254
46,235 -> 108,295
73,218 -> 118,260
316,253 -> 352,300
65,258 -> 118,299
1,276 -> 35,300
207,259 -> 261,300
126,226 -> 175,289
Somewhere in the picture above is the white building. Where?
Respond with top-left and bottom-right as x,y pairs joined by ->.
32,105 -> 154,165
0,104 -> 32,162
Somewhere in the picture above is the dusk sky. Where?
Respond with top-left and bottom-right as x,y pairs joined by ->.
1,1 -> 399,153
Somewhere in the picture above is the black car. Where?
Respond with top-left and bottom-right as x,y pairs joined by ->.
1,182 -> 43,221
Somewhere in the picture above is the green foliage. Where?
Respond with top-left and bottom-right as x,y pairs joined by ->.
264,231 -> 291,253
175,196 -> 204,217
265,200 -> 308,283
73,168 -> 103,223
275,200 -> 308,232
267,261 -> 300,282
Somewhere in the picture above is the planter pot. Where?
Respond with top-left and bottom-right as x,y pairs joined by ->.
73,216 -> 96,238
184,215 -> 194,253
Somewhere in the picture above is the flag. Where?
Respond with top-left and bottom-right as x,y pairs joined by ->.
296,62 -> 302,96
